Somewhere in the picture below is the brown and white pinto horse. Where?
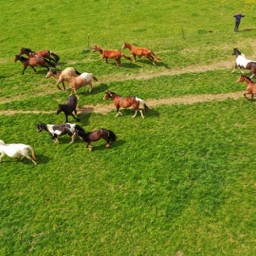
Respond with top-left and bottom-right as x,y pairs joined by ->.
232,48 -> 256,78
57,73 -> 98,99
19,48 -> 60,63
73,128 -> 116,151
93,45 -> 134,66
46,67 -> 81,90
236,75 -> 256,100
14,55 -> 56,75
103,91 -> 152,119
122,42 -> 162,65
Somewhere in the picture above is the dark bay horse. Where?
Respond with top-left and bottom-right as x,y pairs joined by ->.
37,122 -> 85,144
232,48 -> 256,78
74,128 -> 116,150
236,75 -> 256,100
14,55 -> 56,75
103,91 -> 152,119
122,42 -> 162,65
57,95 -> 80,122
19,48 -> 60,63
57,73 -> 98,99
93,45 -> 134,66
46,67 -> 81,90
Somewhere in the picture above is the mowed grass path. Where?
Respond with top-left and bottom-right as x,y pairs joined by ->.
1,99 -> 256,255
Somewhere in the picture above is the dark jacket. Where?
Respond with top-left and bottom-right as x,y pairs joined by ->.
233,14 -> 245,23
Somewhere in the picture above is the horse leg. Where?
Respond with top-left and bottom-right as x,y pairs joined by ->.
232,64 -> 237,73
22,154 -> 37,165
146,54 -> 156,65
138,56 -> 144,62
244,91 -> 252,100
71,113 -> 80,122
132,110 -> 138,118
133,54 -> 137,62
115,58 -> 121,66
115,107 -> 123,117
240,68 -> 245,74
62,82 -> 66,91
88,82 -> 92,93
74,89 -> 80,100
0,152 -> 6,162
88,143 -> 93,151
139,110 -> 145,119
30,66 -> 37,73
65,114 -> 69,123
104,57 -> 109,63
22,66 -> 28,75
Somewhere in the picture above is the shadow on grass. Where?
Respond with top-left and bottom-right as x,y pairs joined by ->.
77,139 -> 126,151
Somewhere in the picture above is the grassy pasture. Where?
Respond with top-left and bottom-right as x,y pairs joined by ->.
1,100 -> 256,255
1,0 -> 256,254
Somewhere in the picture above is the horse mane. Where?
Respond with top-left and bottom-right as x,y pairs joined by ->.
109,91 -> 120,97
235,48 -> 242,55
16,55 -> 28,60
242,75 -> 253,82
21,47 -> 35,53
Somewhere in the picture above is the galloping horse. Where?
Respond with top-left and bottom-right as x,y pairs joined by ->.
122,42 -> 162,65
14,55 -> 56,75
232,48 -> 256,78
37,122 -> 85,144
57,73 -> 98,99
73,128 -> 116,151
103,91 -> 152,119
19,48 -> 60,63
93,45 -> 134,66
0,140 -> 37,165
236,75 -> 256,100
56,95 -> 80,122
46,67 -> 81,90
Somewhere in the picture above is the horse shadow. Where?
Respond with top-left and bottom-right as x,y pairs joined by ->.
77,139 -> 126,151
119,62 -> 140,68
90,83 -> 109,95
33,154 -> 50,165
140,59 -> 169,68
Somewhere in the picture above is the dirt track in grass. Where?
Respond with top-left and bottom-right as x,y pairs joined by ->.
0,91 -> 244,115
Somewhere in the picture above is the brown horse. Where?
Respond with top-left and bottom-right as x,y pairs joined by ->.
232,48 -> 256,78
57,73 -> 98,99
103,91 -> 152,119
73,128 -> 116,151
14,55 -> 56,75
19,48 -> 60,63
237,75 -> 256,100
46,67 -> 81,90
122,42 -> 162,65
93,45 -> 134,66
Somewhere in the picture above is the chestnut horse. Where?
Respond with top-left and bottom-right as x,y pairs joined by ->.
93,45 -> 134,66
122,42 -> 162,65
14,55 -> 56,75
19,48 -> 60,63
236,75 -> 256,100
232,48 -> 256,78
46,67 -> 81,90
57,73 -> 98,99
103,91 -> 152,119
73,128 -> 116,151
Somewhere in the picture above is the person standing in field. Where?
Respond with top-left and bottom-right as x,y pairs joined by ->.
233,11 -> 245,32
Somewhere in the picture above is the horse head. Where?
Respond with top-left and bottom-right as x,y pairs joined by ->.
232,48 -> 242,56
56,105 -> 64,115
14,55 -> 20,62
93,45 -> 100,52
122,43 -> 128,50
46,70 -> 53,78
37,123 -> 44,133
103,91 -> 113,100
237,75 -> 246,82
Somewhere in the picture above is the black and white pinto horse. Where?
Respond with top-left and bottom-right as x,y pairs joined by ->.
56,95 -> 80,122
232,48 -> 256,78
37,122 -> 85,144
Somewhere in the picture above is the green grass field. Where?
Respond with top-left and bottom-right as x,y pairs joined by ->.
1,0 -> 256,255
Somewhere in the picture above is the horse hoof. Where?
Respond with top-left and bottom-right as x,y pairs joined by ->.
89,147 -> 93,151
105,144 -> 110,148
77,119 -> 81,122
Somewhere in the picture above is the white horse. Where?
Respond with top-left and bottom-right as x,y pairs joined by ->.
0,140 -> 37,165
232,48 -> 256,78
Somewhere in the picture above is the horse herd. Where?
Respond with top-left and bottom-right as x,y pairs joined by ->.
2,43 -> 159,165
1,46 -> 256,165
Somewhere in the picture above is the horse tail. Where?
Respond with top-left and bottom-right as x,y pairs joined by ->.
121,53 -> 134,62
75,69 -> 81,75
27,146 -> 37,160
49,51 -> 60,63
44,58 -> 56,68
137,98 -> 152,112
75,124 -> 85,133
90,74 -> 98,82
151,51 -> 162,62
108,130 -> 117,143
